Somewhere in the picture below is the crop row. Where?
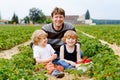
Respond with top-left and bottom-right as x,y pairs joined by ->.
76,25 -> 120,46
1,25 -> 119,51
77,30 -> 120,80
0,26 -> 41,51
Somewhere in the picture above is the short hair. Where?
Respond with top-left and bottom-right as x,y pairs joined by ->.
51,7 -> 65,17
31,30 -> 48,45
62,30 -> 78,44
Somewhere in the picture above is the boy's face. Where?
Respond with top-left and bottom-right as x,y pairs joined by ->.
52,14 -> 65,27
65,37 -> 76,47
38,37 -> 48,47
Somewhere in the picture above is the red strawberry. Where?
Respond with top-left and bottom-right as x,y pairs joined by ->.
84,58 -> 91,63
83,56 -> 87,63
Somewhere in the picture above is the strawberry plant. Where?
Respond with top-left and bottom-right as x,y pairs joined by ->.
0,26 -> 41,50
0,46 -> 48,80
0,25 -> 120,80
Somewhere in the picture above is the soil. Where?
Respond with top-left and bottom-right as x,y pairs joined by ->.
0,40 -> 31,59
46,73 -> 93,80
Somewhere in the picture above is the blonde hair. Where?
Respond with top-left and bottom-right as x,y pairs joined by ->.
62,30 -> 78,44
31,30 -> 48,45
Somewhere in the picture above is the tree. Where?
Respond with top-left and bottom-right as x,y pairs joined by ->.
29,8 -> 46,24
11,13 -> 19,24
45,17 -> 52,24
24,16 -> 30,24
85,10 -> 90,20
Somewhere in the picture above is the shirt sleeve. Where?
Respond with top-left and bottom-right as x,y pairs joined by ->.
33,46 -> 41,58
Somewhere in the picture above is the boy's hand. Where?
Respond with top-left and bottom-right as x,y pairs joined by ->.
76,57 -> 91,64
51,54 -> 57,60
69,61 -> 76,66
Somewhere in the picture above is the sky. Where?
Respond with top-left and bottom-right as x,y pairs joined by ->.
0,0 -> 120,20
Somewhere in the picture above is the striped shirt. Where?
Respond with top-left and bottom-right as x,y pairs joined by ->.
42,22 -> 75,52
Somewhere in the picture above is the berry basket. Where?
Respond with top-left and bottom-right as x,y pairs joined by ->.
76,57 -> 93,72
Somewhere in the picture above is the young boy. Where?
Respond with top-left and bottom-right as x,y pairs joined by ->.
31,30 -> 64,78
60,30 -> 82,67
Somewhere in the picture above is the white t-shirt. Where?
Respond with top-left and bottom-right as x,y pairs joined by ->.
33,44 -> 55,59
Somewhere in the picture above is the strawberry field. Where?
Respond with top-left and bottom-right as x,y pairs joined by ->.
76,25 -> 120,46
0,26 -> 41,51
0,25 -> 120,80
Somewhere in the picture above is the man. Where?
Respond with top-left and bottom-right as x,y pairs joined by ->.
42,7 -> 83,58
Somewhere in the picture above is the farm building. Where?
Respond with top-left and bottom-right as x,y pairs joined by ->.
0,19 -> 8,24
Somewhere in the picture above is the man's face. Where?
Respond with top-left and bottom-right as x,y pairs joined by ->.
52,14 -> 65,27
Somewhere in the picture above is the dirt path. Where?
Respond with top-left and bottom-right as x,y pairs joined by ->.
81,32 -> 120,56
0,40 -> 31,59
46,73 -> 93,80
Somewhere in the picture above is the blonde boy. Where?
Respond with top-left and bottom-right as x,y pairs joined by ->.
31,30 -> 64,78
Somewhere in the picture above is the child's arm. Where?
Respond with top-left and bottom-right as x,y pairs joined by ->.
35,54 -> 57,64
60,45 -> 64,60
35,58 -> 52,64
76,43 -> 82,61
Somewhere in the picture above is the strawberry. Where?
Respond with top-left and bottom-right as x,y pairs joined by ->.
82,56 -> 87,63
76,56 -> 91,64
84,58 -> 91,63
82,56 -> 91,63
